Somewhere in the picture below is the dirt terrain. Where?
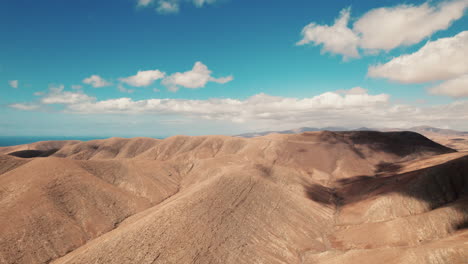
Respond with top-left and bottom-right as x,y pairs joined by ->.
237,126 -> 468,152
0,131 -> 467,264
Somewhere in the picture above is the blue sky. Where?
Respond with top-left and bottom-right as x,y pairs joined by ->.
1,0 -> 468,137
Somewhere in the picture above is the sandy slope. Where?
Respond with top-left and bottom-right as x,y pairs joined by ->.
0,131 -> 467,264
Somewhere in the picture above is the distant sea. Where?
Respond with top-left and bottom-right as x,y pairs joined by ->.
0,136 -> 110,147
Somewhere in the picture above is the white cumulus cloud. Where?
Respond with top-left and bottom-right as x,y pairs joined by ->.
9,80 -> 19,89
429,74 -> 468,98
9,87 -> 468,129
119,69 -> 166,87
139,0 -> 219,14
83,75 -> 111,88
162,61 -> 233,91
298,0 -> 468,59
117,84 -> 135,94
29,89 -> 390,122
157,1 -> 180,13
193,0 -> 217,7
40,84 -> 96,105
368,31 -> 468,83
138,0 -> 153,6
9,103 -> 39,111
355,0 -> 468,51
335,86 -> 368,95
297,8 -> 360,59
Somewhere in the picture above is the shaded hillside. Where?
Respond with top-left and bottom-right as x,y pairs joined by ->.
237,126 -> 468,152
0,140 -> 80,156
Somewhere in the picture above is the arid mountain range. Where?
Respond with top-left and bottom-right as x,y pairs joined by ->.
237,126 -> 468,152
0,130 -> 467,264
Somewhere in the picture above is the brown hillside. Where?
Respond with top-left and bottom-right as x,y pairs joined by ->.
0,131 -> 466,264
